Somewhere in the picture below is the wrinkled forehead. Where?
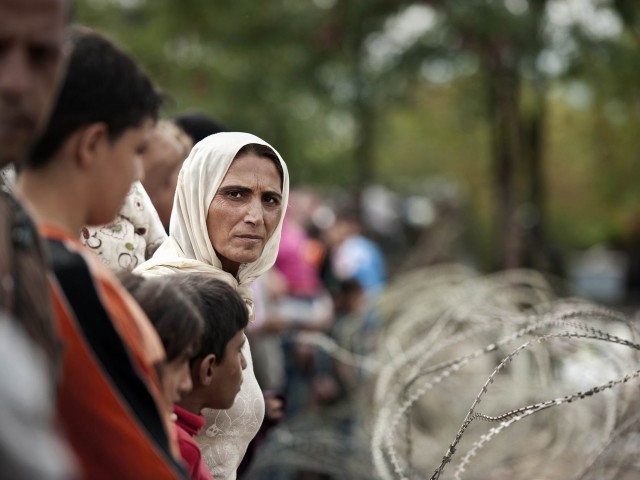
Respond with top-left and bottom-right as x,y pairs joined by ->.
185,132 -> 288,202
229,150 -> 284,190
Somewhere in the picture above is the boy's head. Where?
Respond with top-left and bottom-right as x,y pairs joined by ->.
25,26 -> 163,226
173,274 -> 249,410
120,272 -> 204,407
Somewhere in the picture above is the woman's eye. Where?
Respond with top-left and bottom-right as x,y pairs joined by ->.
227,191 -> 242,199
264,195 -> 280,206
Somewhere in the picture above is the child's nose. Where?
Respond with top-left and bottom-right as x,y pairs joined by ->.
240,353 -> 247,370
134,157 -> 144,182
178,370 -> 193,397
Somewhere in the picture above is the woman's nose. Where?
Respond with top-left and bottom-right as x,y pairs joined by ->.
244,198 -> 264,225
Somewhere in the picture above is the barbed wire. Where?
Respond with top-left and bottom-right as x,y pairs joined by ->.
370,265 -> 640,480
245,264 -> 640,479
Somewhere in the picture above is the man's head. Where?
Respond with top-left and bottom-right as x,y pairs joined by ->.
141,120 -> 192,228
25,26 -> 163,226
173,274 -> 249,411
0,0 -> 69,167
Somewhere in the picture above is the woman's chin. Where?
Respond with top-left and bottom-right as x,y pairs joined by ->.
231,251 -> 263,266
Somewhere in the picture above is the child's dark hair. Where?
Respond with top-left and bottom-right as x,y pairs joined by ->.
27,26 -> 164,168
119,272 -> 203,361
172,274 -> 249,365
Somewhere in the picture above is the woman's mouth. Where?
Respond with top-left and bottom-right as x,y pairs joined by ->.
237,234 -> 262,242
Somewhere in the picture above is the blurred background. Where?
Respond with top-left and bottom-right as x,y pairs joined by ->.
75,0 -> 640,308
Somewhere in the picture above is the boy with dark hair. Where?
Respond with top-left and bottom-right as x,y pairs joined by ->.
171,274 -> 249,480
16,26 -> 186,480
120,273 -> 204,408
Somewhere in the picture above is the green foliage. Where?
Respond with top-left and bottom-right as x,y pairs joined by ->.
73,0 -> 640,266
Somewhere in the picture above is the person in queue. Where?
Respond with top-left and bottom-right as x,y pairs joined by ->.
120,272 -> 204,410
140,120 -> 192,231
0,0 -> 76,477
174,273 -> 250,480
16,26 -> 186,479
135,131 -> 289,479
0,0 -> 68,373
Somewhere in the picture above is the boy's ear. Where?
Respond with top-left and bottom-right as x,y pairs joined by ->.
75,122 -> 109,169
198,354 -> 217,386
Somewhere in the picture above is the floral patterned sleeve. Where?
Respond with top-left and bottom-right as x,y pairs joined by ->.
80,182 -> 168,273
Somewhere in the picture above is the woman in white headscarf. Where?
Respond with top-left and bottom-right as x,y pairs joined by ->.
135,131 -> 289,479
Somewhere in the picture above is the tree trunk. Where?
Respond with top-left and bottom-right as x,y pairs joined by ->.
353,96 -> 375,215
487,55 -> 523,270
522,82 -> 547,269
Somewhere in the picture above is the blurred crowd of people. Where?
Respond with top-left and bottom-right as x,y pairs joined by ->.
0,1 -> 389,479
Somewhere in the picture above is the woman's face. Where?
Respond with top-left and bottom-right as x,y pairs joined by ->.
207,152 -> 283,275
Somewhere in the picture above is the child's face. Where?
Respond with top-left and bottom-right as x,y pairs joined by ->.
161,350 -> 193,406
208,330 -> 247,409
89,117 -> 153,226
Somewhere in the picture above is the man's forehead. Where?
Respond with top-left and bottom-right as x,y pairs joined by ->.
0,0 -> 67,35
0,0 -> 66,11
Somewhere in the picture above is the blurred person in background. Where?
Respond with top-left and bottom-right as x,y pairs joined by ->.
273,190 -> 333,331
16,26 -> 186,479
140,120 -> 192,231
0,0 -> 76,477
320,207 -> 387,361
323,208 -> 387,300
174,110 -> 226,145
250,189 -> 334,416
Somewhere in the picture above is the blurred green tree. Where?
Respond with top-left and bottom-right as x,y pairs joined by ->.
74,0 -> 640,273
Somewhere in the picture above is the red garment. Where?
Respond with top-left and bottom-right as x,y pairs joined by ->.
174,406 -> 213,480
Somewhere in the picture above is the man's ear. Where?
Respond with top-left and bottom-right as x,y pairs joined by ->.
75,123 -> 109,169
197,354 -> 217,386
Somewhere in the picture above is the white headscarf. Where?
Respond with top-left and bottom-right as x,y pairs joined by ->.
134,132 -> 290,320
